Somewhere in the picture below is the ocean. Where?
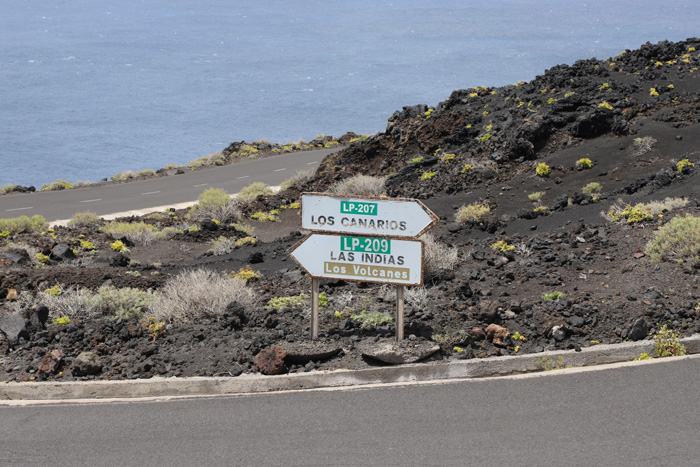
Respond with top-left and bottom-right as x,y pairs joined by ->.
1,0 -> 699,187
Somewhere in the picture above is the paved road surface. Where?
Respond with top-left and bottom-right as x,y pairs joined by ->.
2,357 -> 699,466
0,148 -> 338,222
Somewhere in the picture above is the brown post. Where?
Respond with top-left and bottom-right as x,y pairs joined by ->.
311,277 -> 320,340
396,285 -> 405,341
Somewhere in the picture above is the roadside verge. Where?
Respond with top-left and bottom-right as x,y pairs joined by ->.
2,335 -> 698,403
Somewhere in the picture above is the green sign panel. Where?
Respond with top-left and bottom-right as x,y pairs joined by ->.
340,200 -> 377,216
340,236 -> 391,254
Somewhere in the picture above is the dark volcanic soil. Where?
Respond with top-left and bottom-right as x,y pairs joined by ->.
3,38 -> 700,383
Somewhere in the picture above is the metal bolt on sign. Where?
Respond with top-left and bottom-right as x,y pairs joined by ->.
289,192 -> 438,340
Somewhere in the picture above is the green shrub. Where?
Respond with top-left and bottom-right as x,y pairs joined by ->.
576,158 -> 593,169
102,222 -> 158,245
582,182 -> 602,195
677,159 -> 695,173
654,324 -> 686,357
536,163 -> 551,177
280,170 -> 312,190
645,214 -> 700,267
350,310 -> 393,328
421,170 -> 437,181
2,184 -> 17,194
92,286 -> 156,319
40,179 -> 73,191
0,215 -> 48,235
136,169 -> 156,177
491,240 -> 515,252
111,170 -> 136,182
542,291 -> 565,300
328,174 -> 387,197
188,187 -> 240,223
263,293 -> 325,311
528,192 -> 545,202
237,181 -> 274,202
455,203 -> 490,223
409,156 -> 425,164
67,211 -> 101,227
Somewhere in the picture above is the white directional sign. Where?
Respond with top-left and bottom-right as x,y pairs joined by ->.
290,233 -> 424,286
300,192 -> 438,238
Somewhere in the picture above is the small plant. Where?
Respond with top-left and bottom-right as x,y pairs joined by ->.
289,202 -> 301,209
431,328 -> 469,352
136,169 -> 156,177
350,310 -> 393,328
67,211 -> 101,227
208,236 -> 238,255
582,182 -> 602,196
265,294 -> 310,311
328,174 -> 386,197
576,158 -> 593,169
528,191 -> 545,202
36,253 -> 50,265
0,215 -> 48,235
542,291 -> 565,301
598,101 -> 613,110
461,164 -> 474,173
650,87 -> 659,96
187,187 -> 240,223
235,236 -> 257,247
440,153 -> 456,164
53,316 -> 70,325
232,266 -> 260,283
43,285 -> 62,297
2,184 -> 17,194
409,156 -> 425,164
237,181 -> 274,202
423,108 -> 434,118
645,214 -> 700,267
146,317 -> 166,341
455,203 -> 490,223
605,204 -> 654,224
101,221 -> 159,245
633,136 -> 657,156
421,171 -> 437,181
512,331 -> 527,342
250,212 -> 276,222
535,355 -> 569,371
676,158 -> 695,173
41,179 -> 73,191
80,240 -> 96,251
110,240 -> 129,252
634,353 -> 653,361
124,270 -> 142,277
536,163 -> 551,177
490,240 -> 515,252
479,133 -> 492,143
654,324 -> 686,357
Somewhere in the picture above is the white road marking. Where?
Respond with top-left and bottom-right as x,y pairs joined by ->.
236,175 -> 250,180
193,183 -> 209,187
274,168 -> 286,172
79,199 -> 102,203
141,191 -> 161,195
307,161 -> 319,165
5,206 -> 33,212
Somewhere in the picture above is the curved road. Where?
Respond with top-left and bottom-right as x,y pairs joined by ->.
0,148 -> 339,222
2,357 -> 700,466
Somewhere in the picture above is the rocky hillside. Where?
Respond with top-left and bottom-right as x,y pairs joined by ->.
2,38 -> 700,383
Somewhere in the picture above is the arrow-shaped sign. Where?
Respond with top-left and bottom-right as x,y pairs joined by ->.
290,233 -> 424,286
300,192 -> 438,238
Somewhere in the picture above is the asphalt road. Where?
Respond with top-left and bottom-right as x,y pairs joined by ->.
2,357 -> 699,466
0,148 -> 339,222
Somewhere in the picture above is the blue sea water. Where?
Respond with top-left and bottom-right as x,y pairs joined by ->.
1,0 -> 698,187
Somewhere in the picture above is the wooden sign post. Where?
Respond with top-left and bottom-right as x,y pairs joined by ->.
290,192 -> 438,340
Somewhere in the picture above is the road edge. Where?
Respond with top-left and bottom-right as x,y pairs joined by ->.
3,334 -> 698,403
